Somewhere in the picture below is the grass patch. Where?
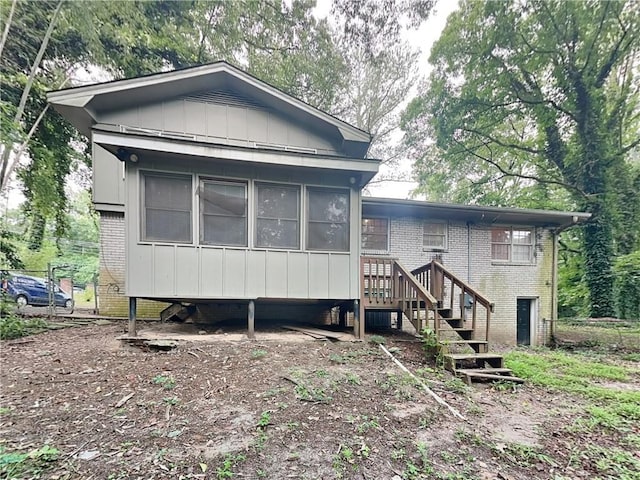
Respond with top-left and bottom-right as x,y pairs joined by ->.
505,349 -> 640,430
0,445 -> 60,477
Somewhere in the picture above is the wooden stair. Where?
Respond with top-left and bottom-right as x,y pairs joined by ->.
435,301 -> 523,385
360,257 -> 524,386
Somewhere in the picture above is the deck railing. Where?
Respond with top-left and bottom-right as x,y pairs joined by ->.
360,256 -> 439,333
411,261 -> 494,341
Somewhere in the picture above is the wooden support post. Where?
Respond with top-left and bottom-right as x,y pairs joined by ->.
354,299 -> 364,340
339,307 -> 346,327
248,300 -> 255,340
397,309 -> 403,331
128,297 -> 137,336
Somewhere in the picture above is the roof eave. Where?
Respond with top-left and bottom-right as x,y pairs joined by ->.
362,197 -> 591,228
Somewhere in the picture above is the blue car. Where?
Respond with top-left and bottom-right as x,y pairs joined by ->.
1,273 -> 74,310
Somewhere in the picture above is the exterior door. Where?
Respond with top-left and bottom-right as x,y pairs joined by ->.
516,299 -> 531,345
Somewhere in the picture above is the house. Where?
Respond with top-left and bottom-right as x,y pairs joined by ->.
48,62 -> 588,358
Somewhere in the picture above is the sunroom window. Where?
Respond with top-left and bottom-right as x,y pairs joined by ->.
200,180 -> 247,246
255,183 -> 300,249
307,188 -> 350,251
142,173 -> 192,243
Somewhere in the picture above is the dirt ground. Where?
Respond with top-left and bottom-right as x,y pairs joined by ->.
0,320 -> 638,479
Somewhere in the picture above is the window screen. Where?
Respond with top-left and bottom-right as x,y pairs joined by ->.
362,217 -> 388,251
255,183 -> 300,249
200,180 -> 247,246
423,222 -> 447,249
142,173 -> 192,243
491,227 -> 533,262
307,189 -> 350,251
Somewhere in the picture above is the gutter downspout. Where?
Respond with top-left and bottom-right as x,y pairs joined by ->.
467,222 -> 471,283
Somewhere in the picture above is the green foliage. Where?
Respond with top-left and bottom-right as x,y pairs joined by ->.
403,0 -> 640,317
505,350 -> 640,430
613,251 -> 640,320
557,232 -> 590,318
0,444 -> 60,477
152,374 -> 176,390
0,315 -> 47,340
216,453 -> 245,480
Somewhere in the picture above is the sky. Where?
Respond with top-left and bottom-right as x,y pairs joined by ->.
3,0 -> 459,211
314,0 -> 460,199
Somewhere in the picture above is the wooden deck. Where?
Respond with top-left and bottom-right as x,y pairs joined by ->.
360,257 -> 523,384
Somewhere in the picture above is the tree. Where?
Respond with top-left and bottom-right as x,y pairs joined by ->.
402,0 -> 640,317
1,0 -> 199,256
329,0 -> 433,188
0,0 -> 345,260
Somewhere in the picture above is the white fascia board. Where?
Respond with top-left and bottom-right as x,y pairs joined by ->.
92,130 -> 379,174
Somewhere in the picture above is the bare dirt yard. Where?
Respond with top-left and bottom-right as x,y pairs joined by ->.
1,320 -> 639,480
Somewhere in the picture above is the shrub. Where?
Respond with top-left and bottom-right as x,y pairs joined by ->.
613,251 -> 640,320
0,316 -> 47,340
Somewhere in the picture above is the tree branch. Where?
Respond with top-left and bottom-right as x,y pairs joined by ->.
0,0 -> 18,60
450,138 -> 589,200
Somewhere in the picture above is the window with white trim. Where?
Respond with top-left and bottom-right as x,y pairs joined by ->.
491,227 -> 534,262
255,183 -> 300,249
361,217 -> 389,251
200,180 -> 247,246
423,221 -> 447,250
307,188 -> 350,251
142,173 -> 192,243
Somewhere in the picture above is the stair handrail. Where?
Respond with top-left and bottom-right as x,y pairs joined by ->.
360,256 -> 439,334
414,261 -> 493,311
395,261 -> 439,307
394,261 -> 439,335
412,260 -> 494,342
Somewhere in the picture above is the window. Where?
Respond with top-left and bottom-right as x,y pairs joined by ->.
423,221 -> 447,250
362,217 -> 388,251
200,180 -> 247,246
142,173 -> 192,243
255,183 -> 300,249
491,227 -> 534,262
307,188 -> 350,251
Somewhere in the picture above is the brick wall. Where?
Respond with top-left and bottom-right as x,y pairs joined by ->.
98,212 -> 166,318
383,217 -> 554,346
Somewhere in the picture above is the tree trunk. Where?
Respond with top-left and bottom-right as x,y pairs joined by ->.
582,216 -> 615,318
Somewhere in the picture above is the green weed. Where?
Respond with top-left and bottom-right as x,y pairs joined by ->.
344,372 -> 361,385
152,374 -> 176,390
505,350 -> 640,431
251,349 -> 267,359
0,316 -> 47,340
0,444 -> 59,477
587,445 -> 640,478
162,397 -> 179,406
369,334 -> 386,345
356,416 -> 380,434
329,353 -> 346,363
492,443 -> 557,468
216,453 -> 246,480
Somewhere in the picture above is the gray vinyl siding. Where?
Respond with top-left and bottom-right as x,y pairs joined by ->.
93,145 -> 125,210
124,160 -> 361,301
98,96 -> 341,156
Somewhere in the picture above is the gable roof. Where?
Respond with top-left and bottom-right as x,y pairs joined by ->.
47,61 -> 372,158
362,197 -> 590,229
